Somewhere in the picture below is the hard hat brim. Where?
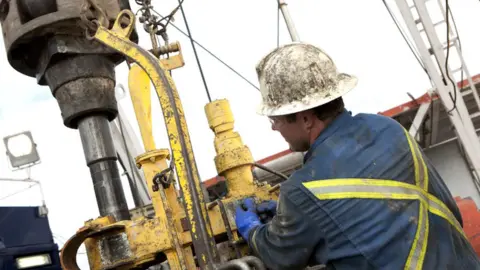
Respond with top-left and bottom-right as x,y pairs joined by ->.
256,74 -> 358,117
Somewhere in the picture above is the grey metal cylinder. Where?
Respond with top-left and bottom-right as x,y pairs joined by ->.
78,116 -> 117,165
78,116 -> 130,221
252,151 -> 304,185
44,54 -> 118,128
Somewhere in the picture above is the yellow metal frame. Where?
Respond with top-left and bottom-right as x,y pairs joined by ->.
60,10 -> 278,270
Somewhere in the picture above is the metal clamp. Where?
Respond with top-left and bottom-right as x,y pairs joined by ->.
60,217 -> 129,270
153,41 -> 185,71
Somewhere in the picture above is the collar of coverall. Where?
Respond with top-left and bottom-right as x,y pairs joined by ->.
303,109 -> 353,163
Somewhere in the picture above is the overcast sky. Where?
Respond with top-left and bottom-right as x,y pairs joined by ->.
1,0 -> 480,268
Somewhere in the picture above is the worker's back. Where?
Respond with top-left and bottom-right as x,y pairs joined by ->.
279,110 -> 480,269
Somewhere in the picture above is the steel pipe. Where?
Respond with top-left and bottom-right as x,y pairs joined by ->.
78,115 -> 130,221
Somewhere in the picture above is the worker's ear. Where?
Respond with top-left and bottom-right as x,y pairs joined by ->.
298,111 -> 316,130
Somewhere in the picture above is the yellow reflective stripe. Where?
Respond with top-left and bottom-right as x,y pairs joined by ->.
405,202 -> 428,270
403,128 -> 421,188
403,130 -> 430,269
415,142 -> 429,191
302,179 -> 466,238
407,131 -> 429,191
403,128 -> 430,191
250,226 -> 260,253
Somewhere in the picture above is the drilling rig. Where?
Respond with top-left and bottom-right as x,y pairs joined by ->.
1,0 -> 478,269
0,0 -> 280,269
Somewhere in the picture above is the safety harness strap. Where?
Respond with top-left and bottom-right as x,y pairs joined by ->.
303,179 -> 464,237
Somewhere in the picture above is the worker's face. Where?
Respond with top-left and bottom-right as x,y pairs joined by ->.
269,113 -> 311,152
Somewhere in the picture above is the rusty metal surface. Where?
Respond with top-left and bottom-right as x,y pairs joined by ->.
217,200 -> 241,258
0,0 -> 115,76
91,10 -> 220,268
0,0 -> 138,77
44,55 -> 117,128
61,217 -> 126,270
61,226 -> 97,270
98,233 -> 133,269
204,99 -> 258,199
37,35 -> 118,85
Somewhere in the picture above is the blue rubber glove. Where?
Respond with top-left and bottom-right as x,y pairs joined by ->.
235,198 -> 262,240
256,200 -> 277,215
256,200 -> 278,223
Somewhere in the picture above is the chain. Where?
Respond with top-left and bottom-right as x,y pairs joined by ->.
79,0 -> 109,38
135,0 -> 184,50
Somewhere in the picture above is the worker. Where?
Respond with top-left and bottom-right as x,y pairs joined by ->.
235,42 -> 480,269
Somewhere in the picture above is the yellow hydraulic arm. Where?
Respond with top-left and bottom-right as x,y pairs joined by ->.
60,10 -> 278,270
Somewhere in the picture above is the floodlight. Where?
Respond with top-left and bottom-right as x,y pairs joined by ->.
16,253 -> 52,269
3,131 -> 40,169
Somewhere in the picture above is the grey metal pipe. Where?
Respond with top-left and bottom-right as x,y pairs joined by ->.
78,115 -> 117,165
241,256 -> 266,270
252,152 -> 304,184
216,260 -> 250,270
278,0 -> 300,42
78,115 -> 130,221
216,256 -> 266,270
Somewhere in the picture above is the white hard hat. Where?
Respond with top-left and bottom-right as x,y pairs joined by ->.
255,42 -> 358,116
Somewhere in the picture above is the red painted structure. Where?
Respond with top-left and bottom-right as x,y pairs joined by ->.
455,197 -> 480,257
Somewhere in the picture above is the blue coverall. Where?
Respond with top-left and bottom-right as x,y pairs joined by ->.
245,110 -> 480,269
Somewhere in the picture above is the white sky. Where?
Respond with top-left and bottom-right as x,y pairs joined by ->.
1,0 -> 480,268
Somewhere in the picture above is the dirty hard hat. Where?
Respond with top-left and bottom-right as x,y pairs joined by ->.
255,42 -> 358,116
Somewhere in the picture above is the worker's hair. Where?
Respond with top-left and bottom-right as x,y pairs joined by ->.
284,97 -> 344,123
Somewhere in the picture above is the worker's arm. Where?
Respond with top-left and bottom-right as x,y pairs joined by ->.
237,184 -> 327,269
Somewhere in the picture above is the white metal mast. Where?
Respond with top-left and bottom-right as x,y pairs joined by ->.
393,0 -> 480,178
110,85 -> 152,207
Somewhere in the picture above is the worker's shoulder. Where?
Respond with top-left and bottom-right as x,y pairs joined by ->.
352,112 -> 403,129
281,163 -> 323,190
349,112 -> 407,141
279,169 -> 318,204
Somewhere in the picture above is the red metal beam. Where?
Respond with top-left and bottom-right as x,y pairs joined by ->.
380,74 -> 480,118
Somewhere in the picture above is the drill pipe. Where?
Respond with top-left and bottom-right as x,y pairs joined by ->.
78,115 -> 130,221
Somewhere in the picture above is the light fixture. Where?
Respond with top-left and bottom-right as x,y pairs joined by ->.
15,253 -> 52,269
3,131 -> 40,169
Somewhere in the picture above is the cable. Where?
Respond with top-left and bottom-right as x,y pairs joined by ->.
155,15 -> 260,91
445,0 -> 458,113
136,2 -> 260,92
164,0 -> 183,28
177,0 -> 212,102
382,0 -> 430,79
0,184 -> 36,201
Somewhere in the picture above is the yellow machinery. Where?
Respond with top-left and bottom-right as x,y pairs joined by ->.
0,0 -> 281,266
58,10 -> 279,270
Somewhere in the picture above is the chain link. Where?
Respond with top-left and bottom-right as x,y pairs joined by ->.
79,0 -> 109,38
135,0 -> 184,49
